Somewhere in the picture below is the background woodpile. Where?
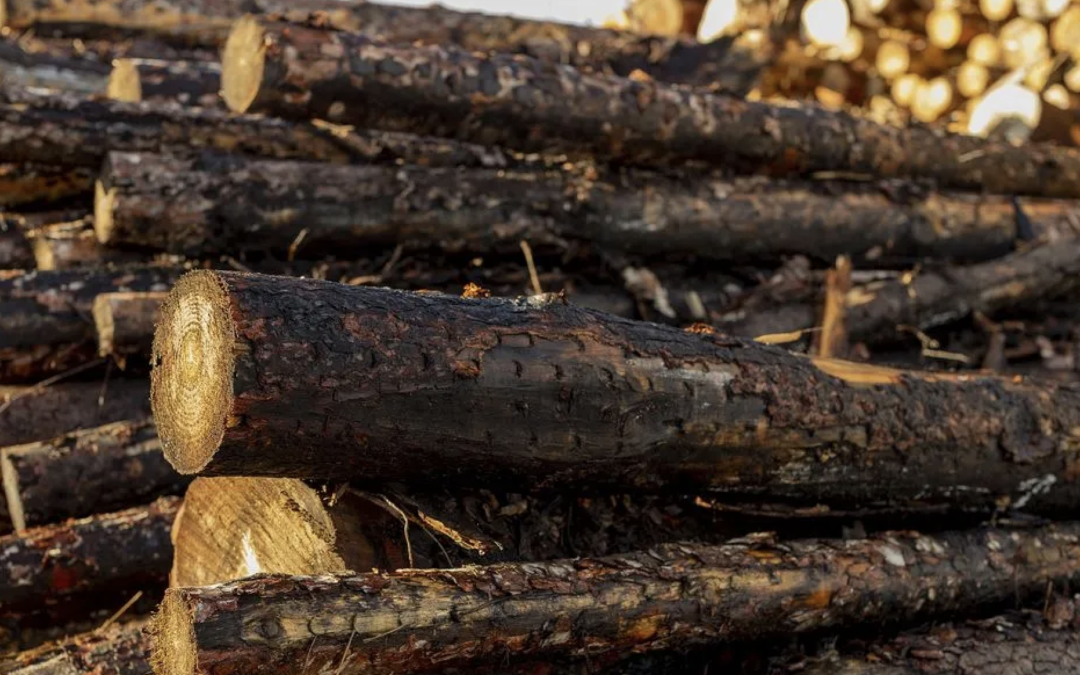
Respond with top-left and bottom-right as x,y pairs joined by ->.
2,0 -> 1080,673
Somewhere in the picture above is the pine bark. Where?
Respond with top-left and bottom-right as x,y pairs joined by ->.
93,292 -> 166,359
152,523 -> 1080,675
0,497 -> 177,614
0,163 -> 95,209
96,152 -> 1072,264
0,94 -> 509,169
108,58 -> 221,106
0,267 -> 178,383
0,379 -> 151,448
0,620 -> 151,675
27,219 -> 144,271
153,270 -> 1080,515
0,38 -> 109,95
1,418 -> 188,531
224,19 -> 1080,198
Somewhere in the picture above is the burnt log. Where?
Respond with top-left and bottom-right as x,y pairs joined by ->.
1,418 -> 187,531
0,620 -> 151,675
0,164 -> 94,209
223,17 -> 1080,199
0,379 -> 151,448
151,523 -> 1080,675
107,58 -> 221,106
152,270 -> 1080,515
93,291 -> 166,360
95,152 -> 1077,264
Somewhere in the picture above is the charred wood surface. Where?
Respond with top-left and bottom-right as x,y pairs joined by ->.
0,620 -> 151,675
0,379 -> 151,448
1,418 -> 187,531
151,524 -> 1080,675
93,291 -> 165,359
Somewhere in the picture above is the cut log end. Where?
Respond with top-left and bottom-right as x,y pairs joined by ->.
107,59 -> 143,103
93,179 -> 116,244
1,450 -> 25,531
222,16 -> 266,114
151,592 -> 197,675
151,270 -> 235,475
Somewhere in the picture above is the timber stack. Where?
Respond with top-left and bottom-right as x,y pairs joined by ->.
3,0 -> 1080,674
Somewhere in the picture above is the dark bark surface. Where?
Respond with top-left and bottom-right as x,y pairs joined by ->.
0,496 -> 177,613
27,218 -> 144,271
0,267 -> 178,383
1,418 -> 188,531
0,37 -> 109,95
0,164 -> 95,209
0,379 -> 151,448
226,19 -> 1080,198
0,94 -> 508,169
0,215 -> 33,268
1,620 -> 151,675
93,291 -> 165,359
97,152 -> 1073,264
152,523 -> 1080,675
154,271 -> 1080,515
108,58 -> 221,106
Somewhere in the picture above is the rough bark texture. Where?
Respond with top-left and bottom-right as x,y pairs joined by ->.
96,152 -> 1076,264
1,418 -> 188,531
0,496 -> 177,613
0,379 -> 151,448
93,292 -> 166,359
151,524 -> 1080,675
224,19 -> 1080,198
0,267 -> 178,382
153,271 -> 1080,515
0,95 -> 508,169
0,164 -> 95,209
27,219 -> 145,271
0,214 -> 33,268
0,620 -> 151,675
0,37 -> 109,95
108,58 -> 221,106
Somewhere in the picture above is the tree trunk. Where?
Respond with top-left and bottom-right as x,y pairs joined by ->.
26,218 -> 144,271
96,151 -> 1076,264
93,292 -> 166,360
0,164 -> 95,209
107,58 -> 221,106
0,620 -> 151,675
0,267 -> 178,383
0,496 -> 177,614
151,523 -> 1080,675
0,379 -> 151,448
223,18 -> 1080,199
152,270 -> 1080,515
0,95 -> 509,169
0,38 -> 109,95
1,418 -> 188,531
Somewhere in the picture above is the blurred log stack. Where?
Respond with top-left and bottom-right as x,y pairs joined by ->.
3,0 -> 1080,674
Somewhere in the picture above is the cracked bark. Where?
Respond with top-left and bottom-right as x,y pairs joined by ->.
96,152 -> 1074,264
1,418 -> 188,531
152,523 -> 1080,675
153,271 -> 1080,515
0,95 -> 509,169
0,267 -> 178,383
1,620 -> 151,675
93,291 -> 166,360
0,380 -> 151,448
224,18 -> 1080,198
107,58 -> 221,106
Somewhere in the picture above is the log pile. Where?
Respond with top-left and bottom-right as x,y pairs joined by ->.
3,1 -> 1080,674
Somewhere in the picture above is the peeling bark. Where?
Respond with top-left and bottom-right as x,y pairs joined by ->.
0,620 -> 151,675
152,523 -> 1080,675
96,152 -> 1073,264
93,292 -> 166,359
1,418 -> 188,531
153,271 -> 1080,515
224,18 -> 1080,198
0,164 -> 95,210
0,379 -> 151,448
0,267 -> 178,382
108,58 -> 221,106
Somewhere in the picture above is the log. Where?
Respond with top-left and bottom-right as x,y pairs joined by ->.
0,164 -> 95,209
0,267 -> 178,382
1,418 -> 188,531
93,292 -> 166,360
0,620 -> 151,675
151,523 -> 1080,675
95,152 -> 1079,263
0,214 -> 32,268
26,217 -> 144,271
0,37 -> 109,95
151,270 -> 1080,515
0,95 -> 509,169
0,496 -> 177,613
223,17 -> 1080,199
0,379 -> 151,448
107,58 -> 221,106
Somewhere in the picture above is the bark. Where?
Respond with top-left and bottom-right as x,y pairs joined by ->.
1,418 -> 188,531
223,18 -> 1080,198
0,620 -> 151,675
0,94 -> 509,169
0,215 -> 33,268
27,219 -> 145,271
0,267 -> 178,383
93,292 -> 166,359
151,523 -> 1080,675
107,58 -> 221,106
0,496 -> 177,613
0,164 -> 95,209
152,270 -> 1080,515
0,379 -> 151,448
96,152 -> 1077,264
0,37 -> 109,95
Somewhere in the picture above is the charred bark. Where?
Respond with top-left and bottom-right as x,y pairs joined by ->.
0,497 -> 177,614
0,267 -> 178,382
107,58 -> 221,106
93,292 -> 166,360
0,37 -> 109,95
96,152 -> 1074,264
26,217 -> 144,271
152,270 -> 1080,515
0,164 -> 94,209
0,620 -> 151,675
0,379 -> 151,448
223,18 -> 1080,198
0,95 -> 508,169
1,418 -> 188,531
151,523 -> 1080,675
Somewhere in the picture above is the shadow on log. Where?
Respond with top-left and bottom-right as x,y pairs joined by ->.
0,379 -> 151,448
0,619 -> 151,675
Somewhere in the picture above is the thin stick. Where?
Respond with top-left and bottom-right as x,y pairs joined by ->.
97,590 -> 144,632
520,240 -> 542,295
